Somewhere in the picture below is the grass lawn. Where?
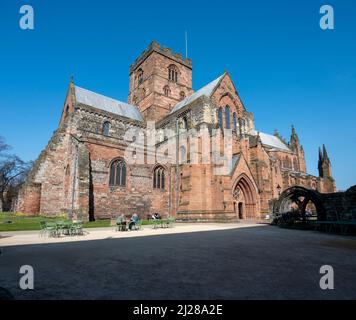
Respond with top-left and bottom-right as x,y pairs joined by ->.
0,212 -> 158,232
0,212 -> 111,231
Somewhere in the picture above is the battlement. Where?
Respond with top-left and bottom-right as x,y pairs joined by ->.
130,40 -> 192,74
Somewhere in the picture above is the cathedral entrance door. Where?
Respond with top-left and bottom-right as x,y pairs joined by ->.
238,202 -> 244,219
232,174 -> 258,220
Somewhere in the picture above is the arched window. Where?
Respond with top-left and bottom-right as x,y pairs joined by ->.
163,85 -> 171,97
233,113 -> 237,131
137,68 -> 144,85
218,108 -> 223,129
168,65 -> 178,82
102,121 -> 110,136
180,91 -> 186,100
283,156 -> 289,169
65,105 -> 70,117
153,166 -> 165,190
109,159 -> 126,187
225,105 -> 231,129
239,118 -> 246,134
182,116 -> 188,130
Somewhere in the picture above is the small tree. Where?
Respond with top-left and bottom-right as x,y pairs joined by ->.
0,136 -> 31,212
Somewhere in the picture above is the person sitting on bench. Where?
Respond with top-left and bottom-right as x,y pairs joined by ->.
116,214 -> 127,231
152,212 -> 161,220
128,213 -> 140,230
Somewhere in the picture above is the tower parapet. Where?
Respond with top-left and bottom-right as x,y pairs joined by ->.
130,41 -> 192,74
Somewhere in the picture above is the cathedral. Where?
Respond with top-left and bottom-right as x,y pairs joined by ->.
17,41 -> 336,221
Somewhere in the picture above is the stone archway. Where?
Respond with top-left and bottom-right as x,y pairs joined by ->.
273,186 -> 326,221
233,174 -> 258,220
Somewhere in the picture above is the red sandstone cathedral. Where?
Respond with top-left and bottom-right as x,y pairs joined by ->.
17,41 -> 336,221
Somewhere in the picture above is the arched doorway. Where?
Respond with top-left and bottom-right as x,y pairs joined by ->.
238,202 -> 244,219
233,174 -> 258,220
273,186 -> 326,221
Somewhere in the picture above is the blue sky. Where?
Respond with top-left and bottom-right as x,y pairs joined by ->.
0,0 -> 355,190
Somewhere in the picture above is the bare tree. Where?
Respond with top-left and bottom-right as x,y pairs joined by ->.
0,136 -> 10,153
0,136 -> 31,212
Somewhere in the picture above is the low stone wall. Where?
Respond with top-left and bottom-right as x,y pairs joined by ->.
321,185 -> 356,220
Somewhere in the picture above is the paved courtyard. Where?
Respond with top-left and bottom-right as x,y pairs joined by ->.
0,223 -> 356,300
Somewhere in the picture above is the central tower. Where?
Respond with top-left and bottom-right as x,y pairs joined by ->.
128,41 -> 193,122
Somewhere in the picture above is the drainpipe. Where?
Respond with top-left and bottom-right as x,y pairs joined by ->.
176,118 -> 180,216
70,142 -> 79,220
168,167 -> 171,218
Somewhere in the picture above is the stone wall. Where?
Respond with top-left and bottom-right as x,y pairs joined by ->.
321,185 -> 356,220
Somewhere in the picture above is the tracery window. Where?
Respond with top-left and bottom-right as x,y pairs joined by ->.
168,65 -> 178,82
153,166 -> 165,189
109,159 -> 126,187
225,105 -> 231,129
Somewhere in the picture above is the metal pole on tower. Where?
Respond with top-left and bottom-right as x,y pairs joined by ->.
185,30 -> 188,59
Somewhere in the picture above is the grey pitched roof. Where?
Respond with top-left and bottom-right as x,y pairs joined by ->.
258,132 -> 290,151
74,85 -> 143,121
170,74 -> 224,114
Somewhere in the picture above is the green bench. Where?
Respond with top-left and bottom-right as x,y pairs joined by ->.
39,220 -> 84,237
152,218 -> 175,229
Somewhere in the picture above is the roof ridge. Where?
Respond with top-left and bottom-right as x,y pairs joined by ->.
74,85 -> 137,107
170,73 -> 225,114
74,85 -> 143,121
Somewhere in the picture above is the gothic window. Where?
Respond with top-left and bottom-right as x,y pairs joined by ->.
182,116 -> 188,130
153,166 -> 165,189
102,121 -> 110,136
168,65 -> 178,82
179,146 -> 187,164
225,105 -> 231,129
218,107 -> 223,129
233,112 -> 237,131
163,85 -> 171,97
239,118 -> 246,133
109,159 -> 126,187
137,68 -> 144,86
287,157 -> 292,169
283,156 -> 290,169
180,91 -> 186,100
